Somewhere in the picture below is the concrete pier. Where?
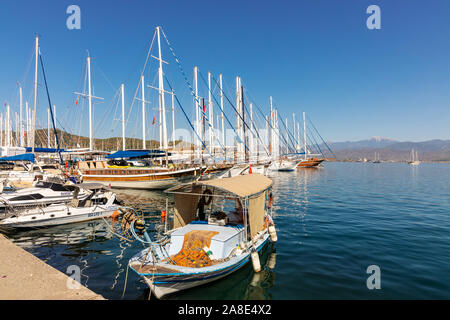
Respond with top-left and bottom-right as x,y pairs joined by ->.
0,234 -> 104,300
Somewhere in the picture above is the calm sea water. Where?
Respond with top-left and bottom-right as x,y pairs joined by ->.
5,162 -> 450,299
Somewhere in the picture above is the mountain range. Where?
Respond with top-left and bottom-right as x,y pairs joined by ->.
324,137 -> 450,161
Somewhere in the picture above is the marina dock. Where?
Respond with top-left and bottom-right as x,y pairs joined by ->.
0,234 -> 104,300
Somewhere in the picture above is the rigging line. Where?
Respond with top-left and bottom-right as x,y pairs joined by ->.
20,46 -> 35,95
241,86 -> 291,150
198,73 -> 247,153
305,129 -> 323,156
307,115 -> 336,158
164,75 -> 213,159
268,97 -> 301,152
217,78 -> 270,157
158,27 -> 228,154
276,111 -> 298,154
38,52 -> 63,163
127,29 -> 156,125
94,61 -> 117,92
93,88 -> 120,137
192,72 -> 227,153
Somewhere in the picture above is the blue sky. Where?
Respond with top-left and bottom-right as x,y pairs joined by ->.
0,0 -> 449,143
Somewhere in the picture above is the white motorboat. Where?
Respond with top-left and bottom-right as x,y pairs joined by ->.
0,181 -> 109,209
0,190 -> 121,229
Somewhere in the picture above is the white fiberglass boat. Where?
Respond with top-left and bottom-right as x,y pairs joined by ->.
0,190 -> 121,229
0,181 -> 108,209
268,160 -> 299,172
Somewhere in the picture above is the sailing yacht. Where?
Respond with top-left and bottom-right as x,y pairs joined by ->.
297,112 -> 324,168
373,152 -> 381,163
408,149 -> 420,165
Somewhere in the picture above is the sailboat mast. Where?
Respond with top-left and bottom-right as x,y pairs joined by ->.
157,26 -> 168,150
87,55 -> 93,151
269,96 -> 273,158
171,89 -> 175,148
6,105 -> 10,147
219,74 -> 225,148
285,118 -> 289,154
53,105 -> 56,148
31,36 -> 38,154
303,111 -> 306,160
121,83 -> 126,151
141,76 -> 146,149
194,66 -> 199,160
19,85 -> 23,147
47,109 -> 50,148
208,72 -> 213,151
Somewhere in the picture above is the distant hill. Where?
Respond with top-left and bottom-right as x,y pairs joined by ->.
327,137 -> 397,150
25,129 -> 191,151
324,138 -> 450,162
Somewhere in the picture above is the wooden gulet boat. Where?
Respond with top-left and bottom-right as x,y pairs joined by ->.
297,157 -> 324,168
77,159 -> 202,190
127,173 -> 277,299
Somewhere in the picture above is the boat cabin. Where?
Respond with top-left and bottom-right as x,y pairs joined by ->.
164,174 -> 273,264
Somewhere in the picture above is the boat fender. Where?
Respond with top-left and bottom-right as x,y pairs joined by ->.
161,210 -> 168,223
135,219 -> 146,233
251,250 -> 261,273
268,225 -> 278,242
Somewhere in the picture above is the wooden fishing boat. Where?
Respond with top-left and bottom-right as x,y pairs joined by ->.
127,173 -> 277,299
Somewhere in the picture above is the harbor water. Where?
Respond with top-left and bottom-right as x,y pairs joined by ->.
5,162 -> 450,299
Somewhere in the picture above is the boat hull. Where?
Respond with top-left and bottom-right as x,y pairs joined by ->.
297,158 -> 324,168
81,167 -> 200,190
136,235 -> 270,299
0,207 -> 119,228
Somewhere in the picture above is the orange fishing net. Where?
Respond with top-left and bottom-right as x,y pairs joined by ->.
171,230 -> 219,268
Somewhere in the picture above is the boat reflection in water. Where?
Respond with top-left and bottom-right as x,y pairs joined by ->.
6,220 -> 112,248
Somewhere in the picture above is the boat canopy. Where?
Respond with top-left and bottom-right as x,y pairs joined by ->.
106,149 -> 170,159
197,174 -> 272,198
0,153 -> 35,162
25,147 -> 65,153
166,174 -> 272,236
